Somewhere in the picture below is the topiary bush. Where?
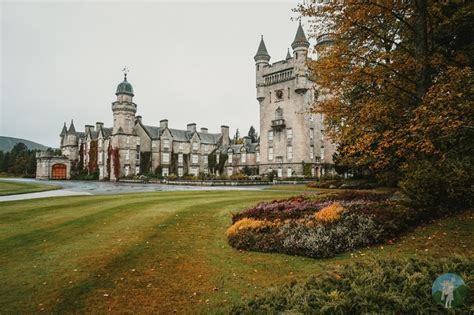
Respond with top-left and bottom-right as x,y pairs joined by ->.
231,255 -> 474,314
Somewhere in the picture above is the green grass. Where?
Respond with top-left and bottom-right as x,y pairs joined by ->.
0,180 -> 61,196
0,190 -> 472,313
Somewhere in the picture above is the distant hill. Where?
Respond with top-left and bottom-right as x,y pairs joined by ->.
0,136 -> 50,152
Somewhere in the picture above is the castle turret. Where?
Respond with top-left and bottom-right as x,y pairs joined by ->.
254,36 -> 270,102
112,72 -> 137,135
60,122 -> 67,147
292,21 -> 310,94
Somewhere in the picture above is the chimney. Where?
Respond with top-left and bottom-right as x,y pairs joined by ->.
96,122 -> 104,131
135,116 -> 142,123
187,123 -> 196,133
160,119 -> 168,129
243,136 -> 252,145
200,127 -> 208,134
85,125 -> 94,134
221,125 -> 230,145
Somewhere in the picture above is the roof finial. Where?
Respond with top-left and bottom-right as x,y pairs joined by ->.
122,66 -> 129,81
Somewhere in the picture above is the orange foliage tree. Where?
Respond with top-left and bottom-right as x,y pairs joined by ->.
296,1 -> 473,184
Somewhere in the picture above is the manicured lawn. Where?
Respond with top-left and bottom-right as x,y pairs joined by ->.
0,180 -> 61,196
0,190 -> 472,313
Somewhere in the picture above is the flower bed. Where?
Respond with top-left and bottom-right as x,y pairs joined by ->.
227,191 -> 413,259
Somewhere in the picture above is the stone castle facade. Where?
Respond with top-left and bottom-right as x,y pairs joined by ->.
36,23 -> 336,181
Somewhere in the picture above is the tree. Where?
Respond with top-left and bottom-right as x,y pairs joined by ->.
297,1 -> 473,184
247,126 -> 258,143
233,128 -> 244,144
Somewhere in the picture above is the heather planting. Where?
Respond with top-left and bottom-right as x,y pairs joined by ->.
227,190 -> 424,259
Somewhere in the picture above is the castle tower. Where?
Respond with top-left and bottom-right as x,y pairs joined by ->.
254,36 -> 271,103
256,22 -> 328,178
112,71 -> 137,135
61,120 -> 79,160
110,70 -> 138,181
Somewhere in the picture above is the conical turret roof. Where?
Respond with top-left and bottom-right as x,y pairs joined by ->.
60,122 -> 67,137
291,21 -> 310,49
254,36 -> 271,62
286,48 -> 292,60
67,120 -> 76,134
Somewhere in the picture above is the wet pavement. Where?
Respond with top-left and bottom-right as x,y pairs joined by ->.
0,178 -> 269,202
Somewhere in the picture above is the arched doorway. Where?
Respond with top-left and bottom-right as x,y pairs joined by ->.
51,164 -> 67,180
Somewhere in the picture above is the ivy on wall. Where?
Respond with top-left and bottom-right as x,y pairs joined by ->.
88,140 -> 98,173
106,143 -> 112,178
112,147 -> 120,181
140,151 -> 152,174
78,143 -> 84,170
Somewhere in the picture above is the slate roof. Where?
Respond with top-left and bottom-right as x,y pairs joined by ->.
292,21 -> 310,49
254,36 -> 271,61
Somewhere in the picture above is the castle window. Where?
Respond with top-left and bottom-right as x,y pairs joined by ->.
228,152 -> 233,164
269,92 -> 272,103
98,153 -> 103,163
287,146 -> 293,160
310,146 -> 314,159
163,139 -> 170,149
203,155 -> 208,164
135,166 -> 140,174
136,138 -> 140,145
275,107 -> 283,120
256,152 -> 260,163
178,153 -> 183,164
126,149 -> 130,161
191,167 -> 199,176
192,142 -> 199,151
287,167 -> 293,177
268,131 -> 273,141
241,153 -> 246,163
321,147 -> 325,160
192,154 -> 199,164
257,65 -> 259,71
178,167 -> 183,177
287,128 -> 293,141
227,167 -> 233,176
288,87 -> 290,99
136,145 -> 140,159
216,154 -> 220,163
310,128 -> 314,140
268,147 -> 274,161
98,139 -> 103,147
162,168 -> 169,177
162,152 -> 170,164
152,141 -> 157,149
125,166 -> 130,176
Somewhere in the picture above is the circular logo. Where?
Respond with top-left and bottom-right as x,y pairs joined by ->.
432,273 -> 468,309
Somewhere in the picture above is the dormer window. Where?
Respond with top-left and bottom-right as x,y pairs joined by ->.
192,142 -> 199,151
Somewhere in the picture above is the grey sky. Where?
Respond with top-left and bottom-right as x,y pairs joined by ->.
1,1 -> 303,148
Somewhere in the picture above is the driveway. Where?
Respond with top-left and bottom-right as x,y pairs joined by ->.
0,178 -> 268,202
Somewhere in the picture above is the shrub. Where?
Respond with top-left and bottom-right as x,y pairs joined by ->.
280,212 -> 382,258
400,158 -> 474,213
231,255 -> 474,314
226,218 -> 276,237
314,202 -> 345,223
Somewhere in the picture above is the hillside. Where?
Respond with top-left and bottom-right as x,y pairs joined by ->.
0,136 -> 50,152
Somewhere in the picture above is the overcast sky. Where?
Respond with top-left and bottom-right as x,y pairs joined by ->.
1,1 -> 306,148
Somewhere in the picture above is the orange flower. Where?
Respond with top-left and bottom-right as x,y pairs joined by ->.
315,202 -> 345,223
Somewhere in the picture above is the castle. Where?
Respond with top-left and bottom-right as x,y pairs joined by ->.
36,23 -> 336,181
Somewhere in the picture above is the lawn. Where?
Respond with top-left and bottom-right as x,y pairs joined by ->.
0,190 -> 472,313
0,180 -> 61,196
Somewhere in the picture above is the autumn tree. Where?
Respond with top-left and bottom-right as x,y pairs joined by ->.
297,1 -> 473,186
